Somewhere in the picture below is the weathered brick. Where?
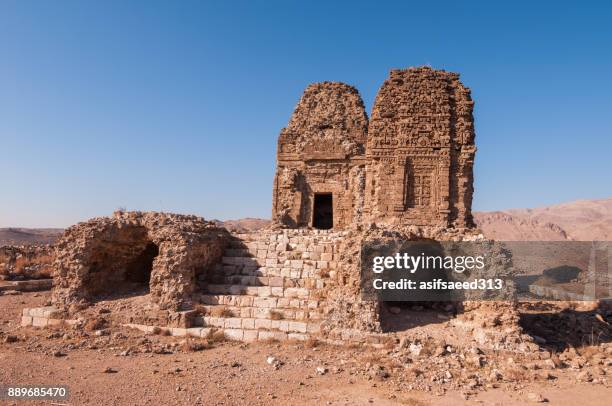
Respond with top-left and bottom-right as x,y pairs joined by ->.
224,329 -> 244,341
224,318 -> 242,329
31,317 -> 48,327
254,318 -> 272,329
20,316 -> 33,326
243,329 -> 258,342
241,318 -> 255,329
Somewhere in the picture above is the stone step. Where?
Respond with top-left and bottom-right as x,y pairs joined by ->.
220,256 -> 332,270
210,266 -> 325,282
125,323 -> 311,343
199,293 -> 319,311
203,284 -> 312,298
223,248 -> 253,257
196,304 -> 321,322
203,275 -> 317,289
212,263 -> 320,277
194,314 -> 320,335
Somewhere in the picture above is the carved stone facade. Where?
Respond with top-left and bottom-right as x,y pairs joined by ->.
272,82 -> 368,229
273,67 -> 476,229
365,67 -> 476,227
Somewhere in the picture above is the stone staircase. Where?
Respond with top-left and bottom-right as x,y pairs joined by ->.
193,229 -> 346,341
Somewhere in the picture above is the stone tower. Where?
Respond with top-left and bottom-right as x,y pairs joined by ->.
272,67 -> 476,230
364,67 -> 476,228
272,82 -> 368,229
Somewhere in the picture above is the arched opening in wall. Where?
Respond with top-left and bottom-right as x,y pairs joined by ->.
83,226 -> 160,301
313,193 -> 333,229
125,242 -> 158,286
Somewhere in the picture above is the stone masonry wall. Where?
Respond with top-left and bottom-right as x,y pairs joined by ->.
192,229 -> 360,342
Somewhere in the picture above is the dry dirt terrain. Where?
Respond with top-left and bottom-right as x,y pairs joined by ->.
1,291 -> 611,405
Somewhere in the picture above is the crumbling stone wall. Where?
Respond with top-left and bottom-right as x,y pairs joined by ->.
52,211 -> 229,311
272,82 -> 369,229
0,245 -> 54,280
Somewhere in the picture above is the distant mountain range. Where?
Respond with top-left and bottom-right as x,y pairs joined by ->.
2,198 -> 610,246
216,198 -> 612,240
0,227 -> 63,246
473,198 -> 612,241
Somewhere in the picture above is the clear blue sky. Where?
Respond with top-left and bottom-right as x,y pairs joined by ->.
1,1 -> 611,228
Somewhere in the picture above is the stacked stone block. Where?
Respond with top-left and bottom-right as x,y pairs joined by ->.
195,229 -> 347,341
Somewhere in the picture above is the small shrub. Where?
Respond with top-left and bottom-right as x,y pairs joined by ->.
208,329 -> 227,343
182,338 -> 209,352
211,307 -> 234,318
304,338 -> 320,348
287,252 -> 302,260
400,398 -> 428,406
194,304 -> 208,316
84,317 -> 108,332
269,310 -> 284,320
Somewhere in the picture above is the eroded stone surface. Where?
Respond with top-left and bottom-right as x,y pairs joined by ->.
272,82 -> 368,229
366,66 -> 476,228
272,66 -> 476,230
52,211 -> 229,311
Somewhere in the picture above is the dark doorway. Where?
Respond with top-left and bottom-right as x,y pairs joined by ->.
313,193 -> 333,229
125,242 -> 158,286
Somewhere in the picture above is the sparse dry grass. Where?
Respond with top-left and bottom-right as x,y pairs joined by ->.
84,317 -> 108,332
11,254 -> 54,279
503,366 -> 529,381
399,397 -> 429,406
269,310 -> 284,320
0,253 -> 9,277
194,304 -> 208,316
286,251 -> 302,260
181,338 -> 210,352
210,306 -> 234,318
361,351 -> 402,371
208,329 -> 228,343
303,337 -> 320,348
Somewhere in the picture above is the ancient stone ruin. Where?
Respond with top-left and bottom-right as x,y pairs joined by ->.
272,82 -> 368,229
273,66 -> 476,230
366,68 -> 476,228
52,211 -> 229,311
22,67 -> 528,349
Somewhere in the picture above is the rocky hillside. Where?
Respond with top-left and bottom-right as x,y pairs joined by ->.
0,228 -> 63,247
473,198 -> 612,241
214,218 -> 271,233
